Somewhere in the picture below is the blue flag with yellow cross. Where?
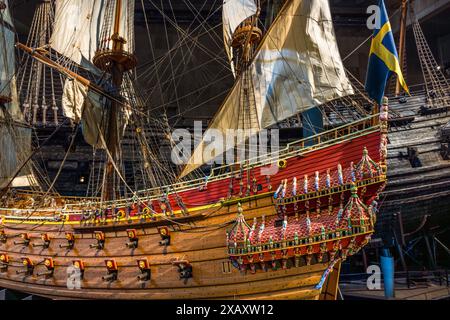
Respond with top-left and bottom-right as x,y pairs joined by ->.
365,0 -> 409,104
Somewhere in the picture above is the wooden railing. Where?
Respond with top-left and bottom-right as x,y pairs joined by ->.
60,114 -> 381,209
133,115 -> 381,197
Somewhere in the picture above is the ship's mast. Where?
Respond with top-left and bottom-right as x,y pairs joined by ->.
231,4 -> 262,76
92,0 -> 136,202
395,0 -> 409,96
231,1 -> 262,166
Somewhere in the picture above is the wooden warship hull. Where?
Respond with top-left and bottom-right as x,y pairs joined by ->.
380,92 -> 450,232
0,216 -> 328,300
0,119 -> 386,300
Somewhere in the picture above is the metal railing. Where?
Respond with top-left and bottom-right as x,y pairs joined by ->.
340,269 -> 450,288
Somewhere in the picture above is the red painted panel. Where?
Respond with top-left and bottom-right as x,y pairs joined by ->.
173,131 -> 381,209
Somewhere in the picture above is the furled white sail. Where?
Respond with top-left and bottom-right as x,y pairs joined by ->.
0,125 -> 32,189
51,0 -> 135,73
52,0 -> 134,149
62,80 -> 108,149
10,174 -> 39,188
52,0 -> 105,147
62,79 -> 131,150
104,0 -> 135,54
180,0 -> 354,178
0,0 -> 13,25
222,0 -> 258,76
0,0 -> 33,188
0,0 -> 22,121
252,0 -> 354,128
50,0 -> 104,74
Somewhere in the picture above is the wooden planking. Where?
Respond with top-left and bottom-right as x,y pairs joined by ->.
0,130 -> 384,299
0,197 -> 333,299
0,265 -> 326,299
0,188 -> 381,299
229,287 -> 321,300
380,91 -> 450,231
319,260 -> 341,300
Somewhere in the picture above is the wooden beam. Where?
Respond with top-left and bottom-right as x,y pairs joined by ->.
395,0 -> 409,96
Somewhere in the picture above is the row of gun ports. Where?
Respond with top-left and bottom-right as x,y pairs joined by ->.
0,227 -> 171,251
0,255 -> 193,282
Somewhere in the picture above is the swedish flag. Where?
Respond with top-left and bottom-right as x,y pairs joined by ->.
365,0 -> 409,104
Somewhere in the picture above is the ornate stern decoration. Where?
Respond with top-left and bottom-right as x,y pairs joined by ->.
225,135 -> 385,291
342,185 -> 373,236
226,184 -> 376,276
355,148 -> 382,179
227,203 -> 252,272
379,97 -> 389,176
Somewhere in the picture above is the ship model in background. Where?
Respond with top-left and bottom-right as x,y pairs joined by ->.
0,0 -> 390,299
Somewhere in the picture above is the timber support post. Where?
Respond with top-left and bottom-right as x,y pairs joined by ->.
446,269 -> 449,287
423,232 -> 436,270
398,211 -> 406,246
395,212 -> 408,272
362,248 -> 368,271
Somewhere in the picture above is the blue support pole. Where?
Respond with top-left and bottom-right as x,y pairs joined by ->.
380,248 -> 395,299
